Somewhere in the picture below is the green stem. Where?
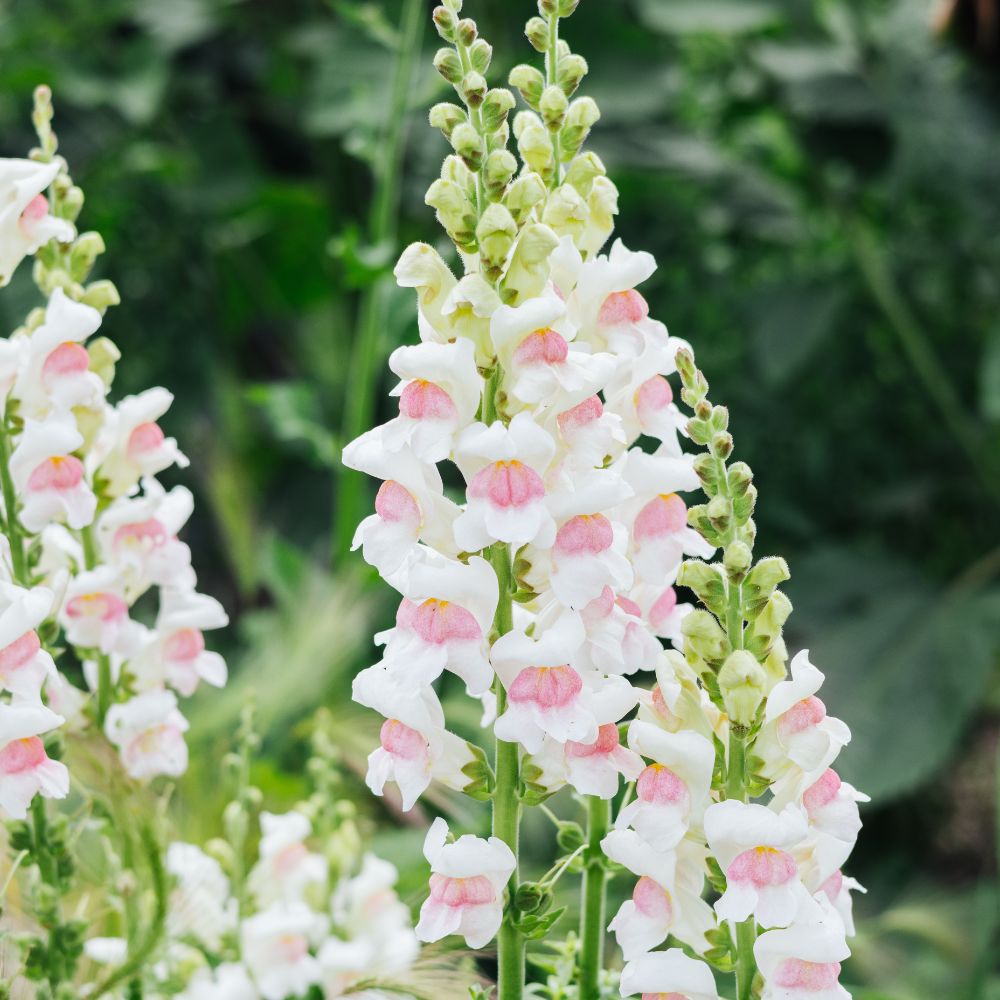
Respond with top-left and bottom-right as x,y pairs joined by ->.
725,728 -> 757,997
545,13 -> 562,184
490,541 -> 524,1000
334,0 -> 426,562
578,795 -> 609,1000
0,415 -> 28,584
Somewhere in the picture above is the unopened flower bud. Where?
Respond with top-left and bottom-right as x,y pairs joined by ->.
514,881 -> 552,914
476,203 -> 517,270
525,15 -> 549,51
504,172 -> 547,224
425,178 -> 476,245
469,38 -> 492,73
434,47 -> 463,86
538,0 -> 559,15
557,52 -> 588,95
555,820 -> 585,853
509,64 -> 545,108
744,556 -> 790,607
558,0 -> 580,16
429,102 -> 467,140
87,336 -> 120,388
718,650 -> 767,726
710,430 -> 733,460
560,96 -> 600,156
732,484 -> 757,524
706,494 -> 732,535
501,222 -> 559,304
681,609 -> 730,667
724,540 -> 753,580
450,120 -> 485,171
481,88 -> 516,132
727,461 -> 753,496
442,0 -> 462,11
676,560 -> 727,618
432,5 -> 458,41
68,231 -> 104,283
580,175 -> 618,254
693,453 -> 720,493
80,278 -> 120,312
744,591 -> 792,659
484,148 -> 518,200
541,183 -> 587,240
457,17 -> 477,45
539,84 -> 569,131
461,70 -> 487,107
517,121 -> 555,179
564,150 -> 606,194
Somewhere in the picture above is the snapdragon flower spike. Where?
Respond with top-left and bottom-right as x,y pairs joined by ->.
104,688 -> 189,780
0,158 -> 74,286
353,663 -> 474,809
704,801 -> 809,929
454,411 -> 557,550
415,817 -> 516,950
615,722 -> 716,851
619,947 -> 722,1000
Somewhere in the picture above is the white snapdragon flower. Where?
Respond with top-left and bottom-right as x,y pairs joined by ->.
619,947 -> 722,1000
177,963 -> 259,1000
0,158 -> 74,286
550,393 -> 628,471
166,842 -> 237,949
0,582 -> 57,700
59,566 -> 137,656
248,811 -> 328,906
531,721 -> 643,800
704,801 -> 809,929
353,665 -> 474,810
104,688 -> 189,780
415,816 -> 515,949
574,587 -> 663,676
241,902 -> 326,1000
454,412 -> 557,550
615,722 -> 716,851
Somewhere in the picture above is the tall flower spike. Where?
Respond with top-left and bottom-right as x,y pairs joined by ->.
343,4 -> 864,999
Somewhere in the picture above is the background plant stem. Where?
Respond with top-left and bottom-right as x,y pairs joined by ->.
334,0 -> 425,563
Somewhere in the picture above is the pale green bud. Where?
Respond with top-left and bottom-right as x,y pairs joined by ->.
517,121 -> 555,180
484,149 -> 517,200
60,185 -> 84,223
450,121 -> 485,171
724,540 -> 753,581
481,88 -> 516,133
425,179 -> 476,247
560,96 -> 600,157
711,430 -> 734,461
706,494 -> 732,536
442,0 -> 462,11
87,336 -> 120,389
476,203 -> 517,271
744,556 -> 790,609
538,0 -> 558,15
676,560 -> 727,619
510,64 -> 545,108
456,18 -> 477,46
461,742 -> 495,801
203,837 -> 236,874
525,16 -> 549,51
429,102 -> 467,140
733,484 -> 757,525
744,591 -> 792,660
434,47 -> 463,86
558,53 -> 588,96
460,71 -> 487,108
68,231 -> 104,283
728,461 -> 753,496
681,609 -> 730,667
718,650 -> 767,726
469,38 -> 492,74
557,0 -> 580,14
80,279 -> 120,313
580,175 -> 618,255
539,84 -> 569,130
432,5 -> 458,41
541,183 -> 588,242
501,222 -> 559,305
441,154 -> 475,193
564,150 -> 606,194
504,172 -> 547,224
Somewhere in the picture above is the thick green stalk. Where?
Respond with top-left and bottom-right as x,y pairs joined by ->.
545,13 -> 562,183
0,416 -> 28,584
334,0 -> 426,562
489,540 -> 524,1000
579,795 -> 609,1000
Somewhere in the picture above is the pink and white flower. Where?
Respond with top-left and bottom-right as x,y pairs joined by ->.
619,947 -> 722,1000
240,902 -> 326,1000
575,587 -> 663,676
380,339 -> 482,463
615,722 -> 715,850
59,566 -> 136,655
415,816 -> 516,949
758,651 -> 851,782
817,869 -> 865,937
248,811 -> 328,906
532,720 -> 644,800
0,733 -> 69,819
10,416 -> 96,532
630,580 -> 693,648
0,582 -> 57,699
376,553 -> 498,695
0,158 -> 75,287
176,963 -> 258,1000
551,394 -> 627,471
754,894 -> 851,1000
704,801 -> 808,929
104,688 -> 189,780
454,412 -> 557,550
95,388 -> 188,497
166,842 -> 237,948
603,829 -> 715,957
353,665 -> 475,810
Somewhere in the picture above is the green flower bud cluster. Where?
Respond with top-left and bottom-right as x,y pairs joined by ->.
674,347 -> 793,744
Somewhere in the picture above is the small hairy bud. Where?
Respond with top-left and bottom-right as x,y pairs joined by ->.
558,0 -> 580,14
482,88 -> 517,133
434,47 -> 463,86
509,64 -> 545,108
501,222 -> 559,304
456,17 -> 477,46
504,172 -> 547,224
68,231 -> 105,283
450,120 -> 485,171
442,0 -> 462,11
541,183 -> 587,241
525,15 -> 549,51
682,609 -> 730,668
461,71 -> 487,108
517,120 -> 555,179
80,278 -> 120,312
560,96 -> 600,157
425,178 -> 476,246
484,149 -> 518,200
718,650 -> 767,726
557,52 -> 588,96
476,203 -> 517,270
538,0 -> 559,15
564,150 -> 606,194
727,461 -> 753,496
87,336 -> 120,388
706,494 -> 732,535
428,102 -> 467,140
539,84 -> 569,131
723,540 -> 753,581
432,5 -> 457,41
469,38 -> 492,73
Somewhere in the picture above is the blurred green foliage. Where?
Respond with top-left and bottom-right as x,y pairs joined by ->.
0,0 -> 998,995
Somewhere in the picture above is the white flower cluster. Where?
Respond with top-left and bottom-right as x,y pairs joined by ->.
86,808 -> 419,1000
0,141 -> 227,810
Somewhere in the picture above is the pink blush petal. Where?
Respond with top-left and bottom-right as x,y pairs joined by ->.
557,395 -> 603,435
774,959 -> 842,991
127,422 -> 165,461
598,289 -> 648,326
375,480 -> 421,526
468,461 -> 545,509
778,695 -> 827,738
65,592 -> 128,624
508,665 -> 582,709
0,631 -> 42,673
636,764 -> 689,806
399,379 -> 457,421
565,722 -> 621,759
632,876 -> 673,922
555,514 -> 614,555
513,327 -> 569,366
42,342 -> 90,382
727,847 -> 797,889
163,628 -> 205,663
380,719 -> 428,761
633,494 -> 687,542
0,736 -> 47,774
428,873 -> 496,907
27,455 -> 85,491
410,599 -> 482,645
803,768 -> 841,813
634,375 -> 673,419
